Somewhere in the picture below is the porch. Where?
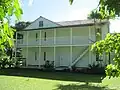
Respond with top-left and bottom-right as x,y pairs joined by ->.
20,46 -> 100,69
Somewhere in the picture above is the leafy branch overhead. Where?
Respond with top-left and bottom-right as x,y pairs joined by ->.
69,0 -> 73,5
0,0 -> 22,51
70,0 -> 120,19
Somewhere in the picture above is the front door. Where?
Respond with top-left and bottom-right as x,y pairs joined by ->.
58,48 -> 70,66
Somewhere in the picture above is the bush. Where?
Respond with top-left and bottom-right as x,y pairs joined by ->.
0,56 -> 24,69
87,63 -> 105,74
0,56 -> 14,69
42,60 -> 54,71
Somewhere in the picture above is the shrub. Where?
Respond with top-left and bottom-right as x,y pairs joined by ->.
43,60 -> 54,71
88,63 -> 105,74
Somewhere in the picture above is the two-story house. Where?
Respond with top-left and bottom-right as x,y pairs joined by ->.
16,16 -> 110,70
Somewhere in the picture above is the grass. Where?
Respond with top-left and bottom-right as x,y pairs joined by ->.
0,68 -> 119,90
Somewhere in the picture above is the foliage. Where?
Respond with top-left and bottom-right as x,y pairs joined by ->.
14,21 -> 31,31
87,10 -> 103,19
43,60 -> 54,71
0,48 -> 23,69
69,0 -> 73,5
15,48 -> 24,68
70,0 -> 120,19
0,0 -> 22,51
91,33 -> 120,77
0,56 -> 14,68
0,0 -> 22,68
88,63 -> 105,74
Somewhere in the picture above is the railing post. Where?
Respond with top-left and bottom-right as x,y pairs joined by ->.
70,28 -> 72,45
26,31 -> 29,67
54,29 -> 56,45
54,29 -> 56,67
70,28 -> 73,70
15,32 -> 17,62
88,26 -> 91,64
39,30 -> 41,68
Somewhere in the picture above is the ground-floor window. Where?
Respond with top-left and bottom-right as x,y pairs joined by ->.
44,52 -> 46,61
35,52 -> 37,61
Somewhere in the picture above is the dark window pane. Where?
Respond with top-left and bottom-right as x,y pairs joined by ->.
39,21 -> 43,27
35,52 -> 37,60
44,32 -> 46,41
44,52 -> 46,61
36,33 -> 38,41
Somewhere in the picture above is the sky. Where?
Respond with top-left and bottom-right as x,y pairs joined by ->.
18,0 -> 120,33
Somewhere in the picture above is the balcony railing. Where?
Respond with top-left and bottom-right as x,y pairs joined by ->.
41,37 -> 54,45
72,36 -> 89,45
17,36 -> 95,46
56,36 -> 71,45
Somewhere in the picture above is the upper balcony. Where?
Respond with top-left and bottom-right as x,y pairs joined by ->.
17,35 -> 95,47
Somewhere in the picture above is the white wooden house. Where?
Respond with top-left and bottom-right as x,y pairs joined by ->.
15,16 -> 110,69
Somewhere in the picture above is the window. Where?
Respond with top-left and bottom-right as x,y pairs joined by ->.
44,32 -> 47,41
36,33 -> 38,41
39,21 -> 43,27
96,28 -> 101,33
35,52 -> 37,61
44,52 -> 46,61
17,33 -> 23,39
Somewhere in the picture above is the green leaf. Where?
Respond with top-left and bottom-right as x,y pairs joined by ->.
69,0 -> 74,5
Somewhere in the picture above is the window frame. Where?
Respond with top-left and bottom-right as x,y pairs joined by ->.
39,21 -> 43,27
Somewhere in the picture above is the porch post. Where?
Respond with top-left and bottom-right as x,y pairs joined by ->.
39,30 -> 41,68
70,28 -> 73,69
54,29 -> 56,67
26,31 -> 29,67
88,26 -> 91,64
15,32 -> 17,61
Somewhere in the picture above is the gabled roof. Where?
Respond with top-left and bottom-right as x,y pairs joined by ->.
21,16 -> 109,31
24,16 -> 61,30
40,16 -> 61,26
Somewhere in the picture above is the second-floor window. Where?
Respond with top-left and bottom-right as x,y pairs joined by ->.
44,32 -> 46,41
36,33 -> 38,41
39,21 -> 43,27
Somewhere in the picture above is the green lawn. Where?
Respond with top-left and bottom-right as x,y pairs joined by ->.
0,69 -> 119,90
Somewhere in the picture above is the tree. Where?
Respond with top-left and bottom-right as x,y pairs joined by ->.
13,21 -> 31,38
0,0 -> 22,68
0,0 -> 22,51
69,0 -> 120,19
87,10 -> 102,19
91,33 -> 120,77
15,21 -> 31,31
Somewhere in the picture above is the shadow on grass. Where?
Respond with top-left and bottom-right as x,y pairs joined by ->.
0,68 -> 104,83
54,83 -> 114,90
